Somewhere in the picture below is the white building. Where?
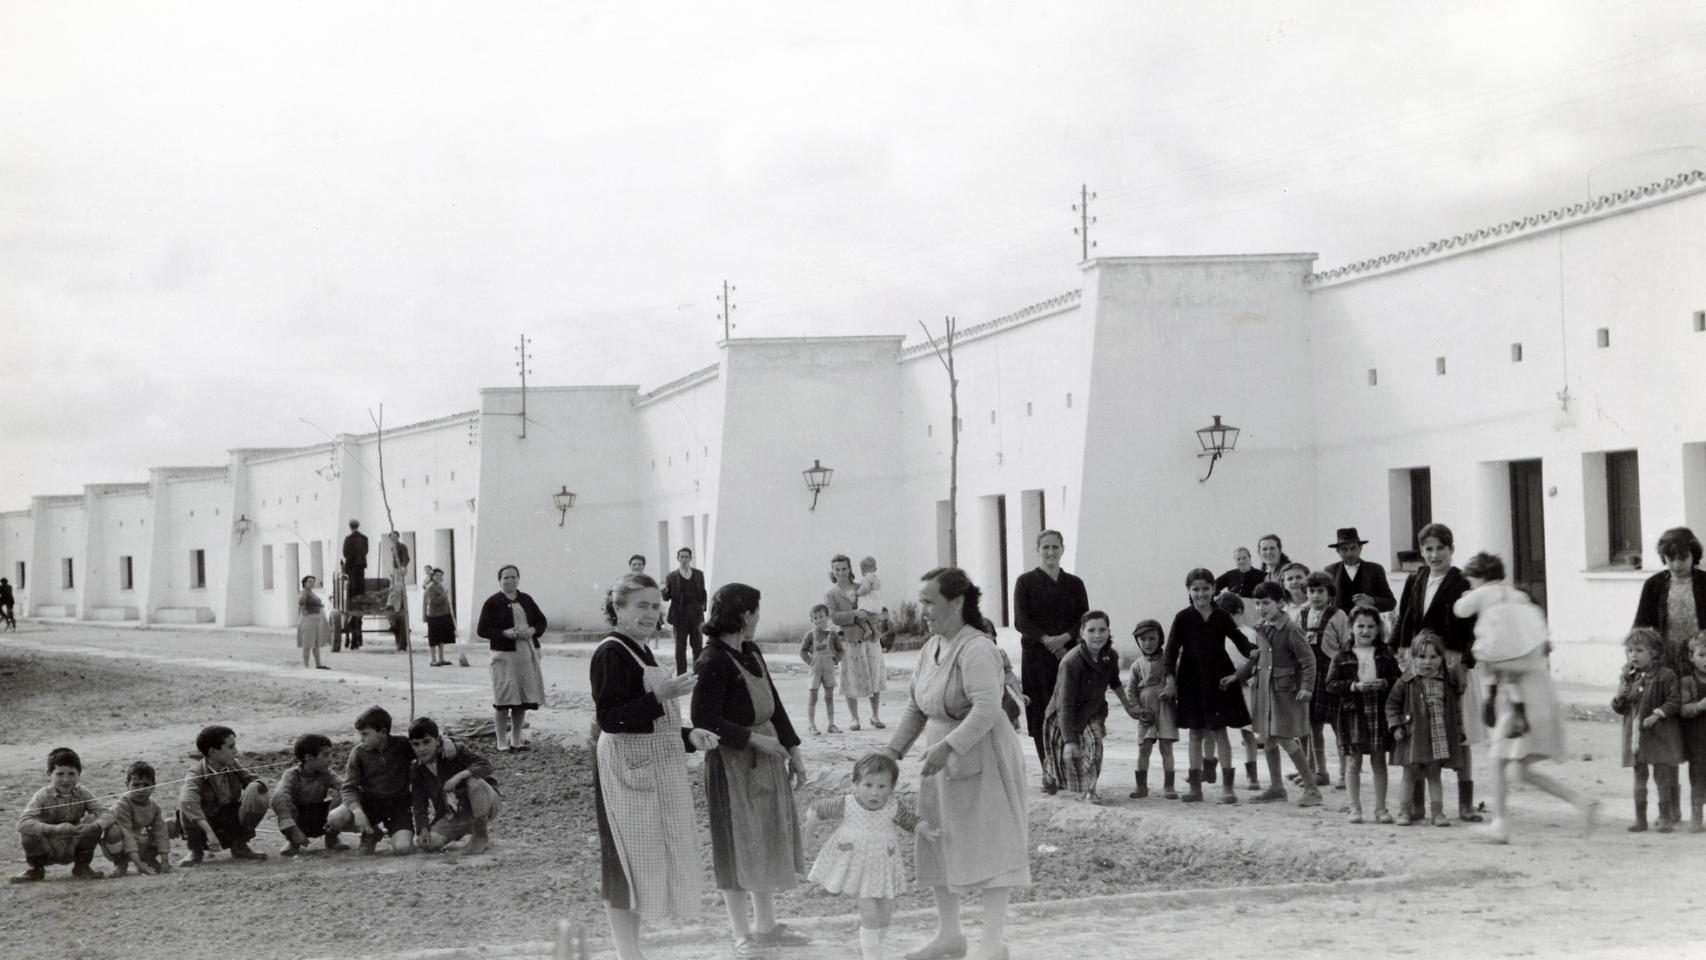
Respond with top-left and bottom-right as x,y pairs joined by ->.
4,171 -> 1703,683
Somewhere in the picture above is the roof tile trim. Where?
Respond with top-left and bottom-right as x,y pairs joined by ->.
900,289 -> 1082,360
1306,170 -> 1706,287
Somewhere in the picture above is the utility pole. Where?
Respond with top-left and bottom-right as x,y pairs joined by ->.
515,333 -> 532,438
1072,183 -> 1097,261
718,280 -> 737,340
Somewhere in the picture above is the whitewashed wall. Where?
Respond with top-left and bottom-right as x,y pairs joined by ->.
83,486 -> 151,620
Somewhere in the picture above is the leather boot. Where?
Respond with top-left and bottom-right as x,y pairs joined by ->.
1690,804 -> 1704,834
463,819 -> 490,855
1458,780 -> 1484,822
1203,764 -> 1217,784
1162,770 -> 1179,800
1656,800 -> 1675,833
1219,766 -> 1238,804
1130,769 -> 1149,799
1181,769 -> 1204,803
1628,785 -> 1649,832
1244,761 -> 1260,790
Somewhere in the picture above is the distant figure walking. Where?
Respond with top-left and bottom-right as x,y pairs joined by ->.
296,576 -> 331,670
341,520 -> 368,651
663,549 -> 707,674
0,577 -> 15,631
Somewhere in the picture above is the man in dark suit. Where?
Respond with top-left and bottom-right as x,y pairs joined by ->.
661,547 -> 706,674
342,519 -> 368,650
1321,527 -> 1397,615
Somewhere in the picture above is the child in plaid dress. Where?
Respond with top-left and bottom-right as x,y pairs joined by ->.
1386,631 -> 1464,827
1325,606 -> 1399,823
1299,572 -> 1349,789
805,753 -> 938,960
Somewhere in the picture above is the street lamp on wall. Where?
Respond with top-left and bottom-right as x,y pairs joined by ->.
802,459 -> 834,511
1195,415 -> 1240,483
552,485 -> 577,526
234,514 -> 253,543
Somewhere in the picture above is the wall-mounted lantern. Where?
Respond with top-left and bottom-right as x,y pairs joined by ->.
234,514 -> 253,543
803,459 -> 834,511
1195,415 -> 1240,482
552,485 -> 577,526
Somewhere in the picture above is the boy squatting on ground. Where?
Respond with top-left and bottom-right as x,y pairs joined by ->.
12,747 -> 116,881
407,716 -> 503,854
178,725 -> 271,866
342,705 -> 420,854
272,733 -> 352,856
801,603 -> 846,734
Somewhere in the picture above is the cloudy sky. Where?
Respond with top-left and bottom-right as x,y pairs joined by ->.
4,0 -> 1704,509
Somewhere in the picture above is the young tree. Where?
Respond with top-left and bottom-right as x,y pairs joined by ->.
918,317 -> 959,567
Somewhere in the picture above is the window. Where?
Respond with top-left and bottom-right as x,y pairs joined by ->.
1694,310 -> 1705,332
401,531 -> 418,585
190,550 -> 207,589
989,410 -> 996,424
1597,328 -> 1611,348
1607,450 -> 1642,567
1026,402 -> 1033,417
1389,466 -> 1432,571
262,547 -> 274,590
14,561 -> 24,589
120,556 -> 134,591
926,424 -> 932,438
1435,356 -> 1447,375
400,477 -> 406,488
61,558 -> 74,590
1510,343 -> 1523,362
1409,468 -> 1433,552
1367,368 -> 1378,387
1065,392 -> 1073,409
423,476 -> 430,486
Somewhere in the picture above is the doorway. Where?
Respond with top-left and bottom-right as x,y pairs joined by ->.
1509,459 -> 1547,609
995,494 -> 1010,627
283,543 -> 301,621
434,528 -> 456,603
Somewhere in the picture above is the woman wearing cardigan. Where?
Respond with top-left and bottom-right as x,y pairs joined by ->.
691,583 -> 813,956
884,567 -> 1029,960
591,573 -> 718,960
1393,523 -> 1483,821
475,564 -> 548,753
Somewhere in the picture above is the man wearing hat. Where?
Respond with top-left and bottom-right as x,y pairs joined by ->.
1322,527 -> 1396,615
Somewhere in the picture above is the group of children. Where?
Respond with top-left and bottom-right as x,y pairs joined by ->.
12,705 -> 502,883
1614,627 -> 1706,833
800,555 -> 892,735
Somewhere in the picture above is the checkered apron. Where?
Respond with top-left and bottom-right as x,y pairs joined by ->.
595,638 -> 702,920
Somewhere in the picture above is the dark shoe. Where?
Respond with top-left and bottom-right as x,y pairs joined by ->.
1219,767 -> 1238,804
1250,786 -> 1288,804
1162,771 -> 1179,800
1130,769 -> 1149,799
279,842 -> 303,857
71,863 -> 105,880
9,866 -> 45,884
324,833 -> 349,852
1458,781 -> 1485,822
753,923 -> 813,946
1244,761 -> 1261,791
1180,769 -> 1204,803
463,821 -> 491,856
229,844 -> 267,861
1314,771 -> 1331,787
359,833 -> 378,855
176,852 -> 204,868
1507,702 -> 1530,738
1042,779 -> 1058,795
1203,764 -> 1217,784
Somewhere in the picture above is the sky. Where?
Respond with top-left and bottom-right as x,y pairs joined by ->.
4,0 -> 1705,509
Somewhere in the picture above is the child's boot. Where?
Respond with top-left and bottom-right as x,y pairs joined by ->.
70,852 -> 105,880
1657,799 -> 1676,834
1507,701 -> 1530,738
1429,796 -> 1451,827
8,856 -> 47,884
1458,780 -> 1484,822
1162,771 -> 1179,800
1203,763 -> 1217,785
1628,785 -> 1649,832
110,853 -> 132,876
463,819 -> 490,856
1181,769 -> 1204,803
1689,804 -> 1704,834
324,830 -> 349,852
1244,760 -> 1261,791
1219,766 -> 1238,804
1130,769 -> 1149,799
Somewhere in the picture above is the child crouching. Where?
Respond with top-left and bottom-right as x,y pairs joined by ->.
272,733 -> 351,856
11,747 -> 111,882
104,761 -> 173,876
408,716 -> 502,855
177,725 -> 271,865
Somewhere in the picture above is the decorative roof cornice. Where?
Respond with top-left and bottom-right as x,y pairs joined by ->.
1307,170 -> 1706,288
900,289 -> 1082,361
635,363 -> 718,408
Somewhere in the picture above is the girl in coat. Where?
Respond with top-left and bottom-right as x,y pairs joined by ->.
1324,605 -> 1399,823
1386,631 -> 1464,827
1126,619 -> 1178,799
1612,627 -> 1683,833
1164,568 -> 1255,804
1042,611 -> 1139,803
1298,571 -> 1349,789
1679,633 -> 1706,833
1226,581 -> 1321,807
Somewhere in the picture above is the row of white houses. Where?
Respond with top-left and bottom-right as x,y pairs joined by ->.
6,170 -> 1706,683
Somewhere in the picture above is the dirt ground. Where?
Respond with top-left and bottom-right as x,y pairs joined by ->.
3,622 -> 1705,960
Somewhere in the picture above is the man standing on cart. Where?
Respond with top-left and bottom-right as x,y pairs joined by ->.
341,519 -> 368,651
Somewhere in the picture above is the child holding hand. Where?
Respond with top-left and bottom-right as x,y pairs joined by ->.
801,604 -> 846,735
805,753 -> 938,960
1325,606 -> 1398,823
1612,628 -> 1683,832
1387,631 -> 1464,827
1126,619 -> 1179,799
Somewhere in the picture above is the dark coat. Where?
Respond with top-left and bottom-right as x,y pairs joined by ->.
1385,666 -> 1466,768
1395,566 -> 1477,666
1044,642 -> 1122,743
342,530 -> 369,574
1632,570 -> 1706,674
475,590 -> 547,652
1163,605 -> 1254,730
662,568 -> 707,628
1214,567 -> 1266,599
1014,567 -> 1089,736
1322,559 -> 1397,614
1325,646 -> 1401,753
1612,665 -> 1683,766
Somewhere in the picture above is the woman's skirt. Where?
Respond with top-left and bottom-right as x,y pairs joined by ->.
296,612 -> 331,650
1042,714 -> 1105,794
704,743 -> 803,892
489,644 -> 545,710
1487,646 -> 1565,762
916,717 -> 1030,893
840,635 -> 888,698
595,731 -> 702,920
426,614 -> 455,646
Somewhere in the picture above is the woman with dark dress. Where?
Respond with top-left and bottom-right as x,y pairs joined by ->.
1013,529 -> 1090,794
691,583 -> 813,957
1163,567 -> 1254,804
591,574 -> 717,960
1393,523 -> 1483,821
475,565 -> 548,753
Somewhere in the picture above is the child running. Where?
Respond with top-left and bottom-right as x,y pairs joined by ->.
1612,627 -> 1683,832
1324,606 -> 1399,823
800,603 -> 846,734
103,761 -> 173,875
1126,619 -> 1179,799
1387,631 -> 1464,827
805,753 -> 939,960
11,747 -> 111,882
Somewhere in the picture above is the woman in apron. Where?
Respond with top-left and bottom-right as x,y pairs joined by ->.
884,567 -> 1030,960
476,564 -> 549,752
691,582 -> 813,957
591,573 -> 719,960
